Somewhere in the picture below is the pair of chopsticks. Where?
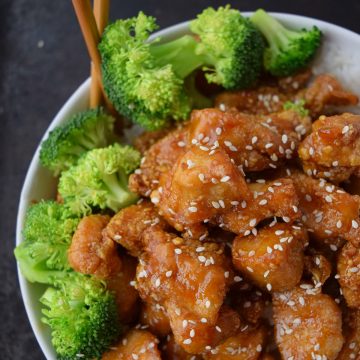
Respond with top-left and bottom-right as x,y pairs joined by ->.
72,0 -> 113,110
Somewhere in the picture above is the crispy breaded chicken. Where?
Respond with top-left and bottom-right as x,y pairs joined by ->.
273,285 -> 344,360
299,113 -> 360,182
102,329 -> 161,360
214,178 -> 301,234
68,215 -> 121,278
129,126 -> 188,197
136,226 -> 233,354
232,223 -> 307,292
103,201 -> 169,257
153,146 -> 249,233
189,108 -> 311,172
337,242 -> 360,308
291,171 -> 360,248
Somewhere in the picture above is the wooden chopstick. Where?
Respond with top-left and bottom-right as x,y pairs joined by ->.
89,0 -> 110,108
72,0 -> 115,113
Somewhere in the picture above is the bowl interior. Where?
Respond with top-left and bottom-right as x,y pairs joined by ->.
16,13 -> 360,360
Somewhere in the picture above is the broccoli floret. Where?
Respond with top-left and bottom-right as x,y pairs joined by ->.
41,273 -> 121,360
58,143 -> 140,215
14,201 -> 79,284
251,9 -> 322,77
283,99 -> 309,116
99,7 -> 264,130
40,108 -> 116,175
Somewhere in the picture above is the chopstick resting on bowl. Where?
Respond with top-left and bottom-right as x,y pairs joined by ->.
72,0 -> 115,113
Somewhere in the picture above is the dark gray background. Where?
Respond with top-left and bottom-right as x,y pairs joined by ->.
1,0 -> 359,358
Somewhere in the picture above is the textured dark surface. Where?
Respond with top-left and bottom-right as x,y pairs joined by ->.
1,0 -> 359,359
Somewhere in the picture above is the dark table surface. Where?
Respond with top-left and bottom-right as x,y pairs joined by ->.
1,0 -> 359,358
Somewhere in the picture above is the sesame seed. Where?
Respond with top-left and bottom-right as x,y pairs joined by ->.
215,326 -> 222,333
166,271 -> 173,278
330,244 -> 338,251
182,320 -> 188,328
224,271 -> 229,278
299,297 -> 305,306
177,141 -> 186,147
114,234 -> 122,241
196,247 -> 205,253
342,125 -> 350,134
246,266 -> 254,273
349,267 -> 359,273
198,256 -> 206,263
271,153 -> 278,161
190,329 -> 195,337
151,197 -> 159,204
309,147 -> 314,156
201,318 -> 207,323
155,278 -> 161,287
218,200 -> 225,208
248,250 -> 255,257
266,283 -> 272,291
200,145 -> 209,151
256,345 -> 262,352
252,136 -> 258,144
325,195 -> 332,203
224,140 -> 232,147
216,127 -> 222,135
249,218 -> 257,227
245,145 -> 253,151
231,201 -> 239,206
259,199 -> 268,206
183,339 -> 192,345
174,248 -> 182,255
274,182 -> 282,187
336,220 -> 342,229
234,276 -> 242,282
282,134 -> 288,144
264,270 -> 270,278
186,160 -> 195,169
212,201 -> 220,209
198,173 -> 205,182
220,176 -> 230,182
205,300 -> 211,308
283,216 -> 290,223
275,230 -> 284,235
241,200 -> 247,208
352,219 -> 359,229
188,206 -> 197,213
132,354 -> 139,360
305,194 -> 312,202
265,143 -> 274,149
267,246 -> 273,254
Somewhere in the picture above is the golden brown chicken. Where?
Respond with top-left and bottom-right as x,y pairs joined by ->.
299,113 -> 360,182
291,171 -> 360,248
189,108 -> 311,172
129,126 -> 188,197
272,285 -> 344,360
68,214 -> 121,278
153,146 -> 249,234
232,223 -> 307,292
135,226 -> 233,354
103,201 -> 169,257
214,178 -> 301,235
102,329 -> 161,360
337,242 -> 360,308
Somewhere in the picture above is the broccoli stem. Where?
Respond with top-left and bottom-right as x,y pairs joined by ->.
102,172 -> 138,211
150,35 -> 205,79
251,9 -> 295,52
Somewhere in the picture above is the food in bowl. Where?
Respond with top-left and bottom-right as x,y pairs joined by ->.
15,5 -> 360,360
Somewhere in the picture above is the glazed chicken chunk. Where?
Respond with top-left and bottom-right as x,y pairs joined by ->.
136,226 -> 233,353
273,285 -> 344,360
214,178 -> 301,234
337,242 -> 360,308
68,214 -> 121,278
103,201 -> 169,257
189,108 -> 311,172
232,223 -> 307,292
299,113 -> 360,182
291,171 -> 360,248
102,329 -> 161,360
129,126 -> 188,197
153,146 -> 249,233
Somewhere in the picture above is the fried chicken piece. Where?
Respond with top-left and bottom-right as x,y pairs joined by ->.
337,310 -> 360,360
232,223 -> 307,292
140,301 -> 171,338
106,254 -> 139,324
291,171 -> 360,248
215,73 -> 358,119
272,285 -> 344,360
102,329 -> 161,360
304,253 -> 332,286
299,113 -> 360,182
68,214 -> 121,279
203,326 -> 266,360
134,128 -> 172,154
214,178 -> 300,235
103,201 -> 169,257
189,108 -> 310,172
215,69 -> 312,115
162,334 -> 203,360
129,126 -> 188,197
153,146 -> 249,233
136,226 -> 233,354
303,74 -> 358,117
337,242 -> 360,308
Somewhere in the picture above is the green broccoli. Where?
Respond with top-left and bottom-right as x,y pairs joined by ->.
99,6 -> 264,130
251,9 -> 321,77
40,107 -> 116,175
283,99 -> 309,116
58,143 -> 140,215
41,273 -> 121,360
14,201 -> 79,284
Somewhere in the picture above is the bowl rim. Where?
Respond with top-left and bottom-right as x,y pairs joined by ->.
16,12 -> 360,360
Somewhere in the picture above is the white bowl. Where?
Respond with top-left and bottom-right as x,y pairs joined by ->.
16,13 -> 360,359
